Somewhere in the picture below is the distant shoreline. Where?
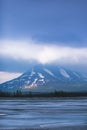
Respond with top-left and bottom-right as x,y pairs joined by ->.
0,91 -> 87,97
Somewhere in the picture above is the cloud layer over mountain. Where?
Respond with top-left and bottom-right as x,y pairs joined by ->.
0,39 -> 87,64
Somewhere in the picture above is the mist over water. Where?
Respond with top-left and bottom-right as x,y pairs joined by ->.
0,98 -> 87,129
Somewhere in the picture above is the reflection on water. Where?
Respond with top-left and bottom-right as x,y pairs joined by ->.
0,98 -> 87,129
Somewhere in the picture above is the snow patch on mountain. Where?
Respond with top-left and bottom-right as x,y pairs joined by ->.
73,72 -> 80,78
33,78 -> 38,84
60,69 -> 70,78
38,73 -> 44,78
26,80 -> 30,85
44,68 -> 56,77
39,78 -> 45,84
30,70 -> 35,77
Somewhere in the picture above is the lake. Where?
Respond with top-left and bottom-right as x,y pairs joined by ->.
0,97 -> 87,130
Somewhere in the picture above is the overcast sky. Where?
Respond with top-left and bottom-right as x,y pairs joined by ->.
0,0 -> 87,81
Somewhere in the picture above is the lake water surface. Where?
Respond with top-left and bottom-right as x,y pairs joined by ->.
0,97 -> 87,130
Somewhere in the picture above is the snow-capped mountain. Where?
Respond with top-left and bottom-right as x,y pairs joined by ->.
0,64 -> 87,92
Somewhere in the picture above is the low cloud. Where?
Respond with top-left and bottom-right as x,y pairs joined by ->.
0,71 -> 22,83
0,39 -> 87,64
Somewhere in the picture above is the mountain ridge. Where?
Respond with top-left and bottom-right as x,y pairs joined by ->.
0,64 -> 87,92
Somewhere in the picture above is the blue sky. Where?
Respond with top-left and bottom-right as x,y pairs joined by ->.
0,0 -> 87,77
0,0 -> 87,43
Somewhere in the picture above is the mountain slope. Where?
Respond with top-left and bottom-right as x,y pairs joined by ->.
0,64 -> 87,92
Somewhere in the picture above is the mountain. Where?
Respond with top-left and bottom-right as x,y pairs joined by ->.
0,64 -> 87,92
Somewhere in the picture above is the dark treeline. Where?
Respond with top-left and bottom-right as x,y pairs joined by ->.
0,90 -> 87,97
